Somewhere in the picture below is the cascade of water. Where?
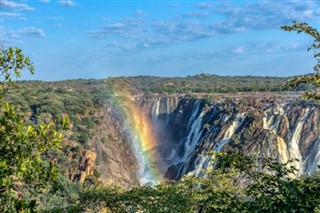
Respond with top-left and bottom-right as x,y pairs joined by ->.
262,107 -> 272,130
288,108 -> 311,174
182,101 -> 205,157
222,115 -> 230,124
213,113 -> 246,152
175,102 -> 206,177
184,111 -> 206,158
263,106 -> 284,134
184,113 -> 246,177
151,97 -> 161,123
192,155 -> 211,177
166,98 -> 170,125
277,137 -> 288,163
186,101 -> 202,129
303,135 -> 320,174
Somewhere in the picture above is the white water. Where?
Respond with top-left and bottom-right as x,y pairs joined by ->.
288,108 -> 311,175
263,106 -> 284,134
192,155 -> 211,177
188,113 -> 246,177
137,98 -> 320,182
303,135 -> 320,175
186,112 -> 206,156
277,137 -> 288,163
183,102 -> 206,161
187,101 -> 202,130
177,101 -> 206,176
151,98 -> 160,123
150,97 -> 179,128
166,98 -> 170,125
213,113 -> 246,152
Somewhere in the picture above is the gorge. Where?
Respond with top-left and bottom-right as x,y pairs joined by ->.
94,93 -> 320,186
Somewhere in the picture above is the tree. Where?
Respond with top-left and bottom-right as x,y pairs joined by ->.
177,153 -> 320,212
0,47 -> 34,97
282,22 -> 320,101
0,47 -> 64,212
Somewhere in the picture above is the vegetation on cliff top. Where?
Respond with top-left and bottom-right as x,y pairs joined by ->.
111,74 -> 293,94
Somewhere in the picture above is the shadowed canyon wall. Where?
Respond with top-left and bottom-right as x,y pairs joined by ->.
94,95 -> 320,186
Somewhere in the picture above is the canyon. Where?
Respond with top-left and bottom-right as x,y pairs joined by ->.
91,93 -> 320,186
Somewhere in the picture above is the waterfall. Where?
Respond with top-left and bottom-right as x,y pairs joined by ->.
175,101 -> 205,177
181,101 -> 205,159
192,155 -> 211,177
303,135 -> 320,175
151,97 -> 161,123
276,137 -> 288,163
213,113 -> 246,152
288,108 -> 311,175
165,98 -> 170,125
263,106 -> 284,134
129,97 -> 320,182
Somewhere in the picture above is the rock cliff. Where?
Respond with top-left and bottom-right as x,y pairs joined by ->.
76,94 -> 320,186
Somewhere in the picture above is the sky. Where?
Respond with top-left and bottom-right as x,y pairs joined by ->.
1,0 -> 320,81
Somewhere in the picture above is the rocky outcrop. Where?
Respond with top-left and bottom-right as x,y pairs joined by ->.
91,108 -> 139,188
78,150 -> 97,183
68,149 -> 97,183
136,96 -> 320,180
69,94 -> 319,187
67,106 -> 140,188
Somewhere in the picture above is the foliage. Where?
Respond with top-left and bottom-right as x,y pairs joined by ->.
0,47 -> 34,98
0,102 -> 63,212
111,74 -> 291,94
35,174 -> 82,212
0,47 -> 65,212
67,152 -> 320,212
78,184 -> 193,213
282,22 -> 320,101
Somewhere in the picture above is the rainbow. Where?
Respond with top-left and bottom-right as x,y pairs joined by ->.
109,80 -> 163,185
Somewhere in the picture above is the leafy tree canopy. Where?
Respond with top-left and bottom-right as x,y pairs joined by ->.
0,47 -> 64,212
282,22 -> 320,101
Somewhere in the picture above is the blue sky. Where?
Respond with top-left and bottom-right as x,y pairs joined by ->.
1,0 -> 320,80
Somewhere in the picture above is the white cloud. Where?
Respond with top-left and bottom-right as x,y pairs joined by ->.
88,18 -> 143,39
89,18 -> 217,51
0,12 -> 21,17
195,2 -> 213,9
0,12 -> 29,21
88,1 -> 320,53
182,11 -> 211,17
233,46 -> 245,54
170,3 -> 180,8
136,10 -> 147,16
176,41 -> 310,64
101,17 -> 112,21
55,24 -> 64,28
50,16 -> 64,20
0,0 -> 35,11
212,1 -> 320,31
19,17 -> 28,21
17,27 -> 46,38
1,27 -> 46,45
58,0 -> 76,7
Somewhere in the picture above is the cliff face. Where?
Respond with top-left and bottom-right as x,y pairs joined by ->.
137,96 -> 320,180
89,107 -> 139,188
83,95 -> 320,187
